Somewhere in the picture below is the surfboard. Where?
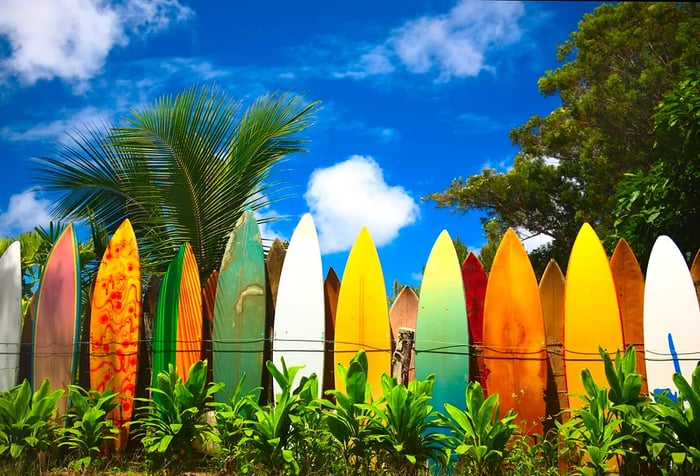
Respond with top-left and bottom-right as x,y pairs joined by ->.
483,228 -> 546,434
564,223 -> 623,410
415,230 -> 469,413
176,243 -> 203,380
389,286 -> 418,382
539,259 -> 567,424
32,223 -> 80,414
323,267 -> 340,395
213,209 -> 266,401
266,238 -> 286,311
610,238 -> 647,394
462,252 -> 487,387
690,248 -> 700,306
202,270 -> 218,384
644,236 -> 700,400
89,219 -> 141,448
334,227 -> 391,401
152,243 -> 203,384
272,214 -> 325,396
0,241 -> 21,391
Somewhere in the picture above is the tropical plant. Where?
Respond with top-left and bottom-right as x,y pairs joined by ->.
560,346 -> 644,475
366,373 -> 447,475
633,365 -> 700,474
441,380 -> 518,476
323,350 -> 376,474
59,385 -> 120,473
211,373 -> 260,456
232,359 -> 334,475
34,85 -> 321,282
130,360 -> 222,472
0,379 -> 63,466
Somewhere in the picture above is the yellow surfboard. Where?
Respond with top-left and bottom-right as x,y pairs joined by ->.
564,223 -> 623,410
610,238 -> 647,394
483,228 -> 546,434
691,248 -> 700,306
334,227 -> 391,400
539,259 -> 567,424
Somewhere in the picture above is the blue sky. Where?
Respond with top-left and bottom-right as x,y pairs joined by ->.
0,0 -> 602,290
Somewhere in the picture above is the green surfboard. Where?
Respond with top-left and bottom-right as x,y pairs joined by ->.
213,209 -> 266,401
152,244 -> 185,386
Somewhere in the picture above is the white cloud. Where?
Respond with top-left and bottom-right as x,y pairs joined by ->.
0,190 -> 52,236
305,155 -> 419,254
1,106 -> 110,142
344,0 -> 524,81
0,0 -> 192,86
516,227 -> 554,253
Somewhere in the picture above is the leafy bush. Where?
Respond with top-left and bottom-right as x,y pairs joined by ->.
130,360 -> 222,472
59,385 -> 120,473
0,379 -> 63,467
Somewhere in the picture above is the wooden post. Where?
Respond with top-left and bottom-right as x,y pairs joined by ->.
392,327 -> 415,386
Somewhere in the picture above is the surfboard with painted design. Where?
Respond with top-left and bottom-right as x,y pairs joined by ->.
644,236 -> 700,399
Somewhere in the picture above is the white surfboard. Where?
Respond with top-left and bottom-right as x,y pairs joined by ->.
0,242 -> 22,391
272,214 -> 325,397
644,235 -> 700,400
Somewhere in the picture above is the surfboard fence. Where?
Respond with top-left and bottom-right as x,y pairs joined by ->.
4,217 -> 700,432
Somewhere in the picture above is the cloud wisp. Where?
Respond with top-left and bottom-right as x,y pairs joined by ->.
0,0 -> 192,87
334,0 -> 525,82
304,155 -> 419,254
0,190 -> 52,236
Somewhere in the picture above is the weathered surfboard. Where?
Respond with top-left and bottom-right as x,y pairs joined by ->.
213,209 -> 266,401
272,214 -> 325,396
389,286 -> 418,382
33,223 -> 80,414
89,219 -> 141,448
564,223 -> 623,410
539,259 -> 567,424
644,236 -> 700,400
462,252 -> 487,387
415,230 -> 469,413
323,267 -> 340,395
483,228 -> 546,434
334,227 -> 391,401
610,238 -> 647,394
266,238 -> 287,311
0,241 -> 21,391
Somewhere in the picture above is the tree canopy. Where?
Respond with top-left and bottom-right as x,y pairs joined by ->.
425,2 -> 700,267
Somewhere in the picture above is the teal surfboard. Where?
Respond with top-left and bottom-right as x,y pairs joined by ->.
415,230 -> 469,412
213,209 -> 266,401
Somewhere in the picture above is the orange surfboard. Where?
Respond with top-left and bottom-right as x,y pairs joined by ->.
564,223 -> 623,410
483,228 -> 546,434
539,259 -> 567,425
610,239 -> 647,394
176,243 -> 203,380
90,219 -> 141,448
691,249 -> 700,306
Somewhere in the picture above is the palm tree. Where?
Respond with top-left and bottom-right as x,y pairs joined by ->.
33,85 -> 320,282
